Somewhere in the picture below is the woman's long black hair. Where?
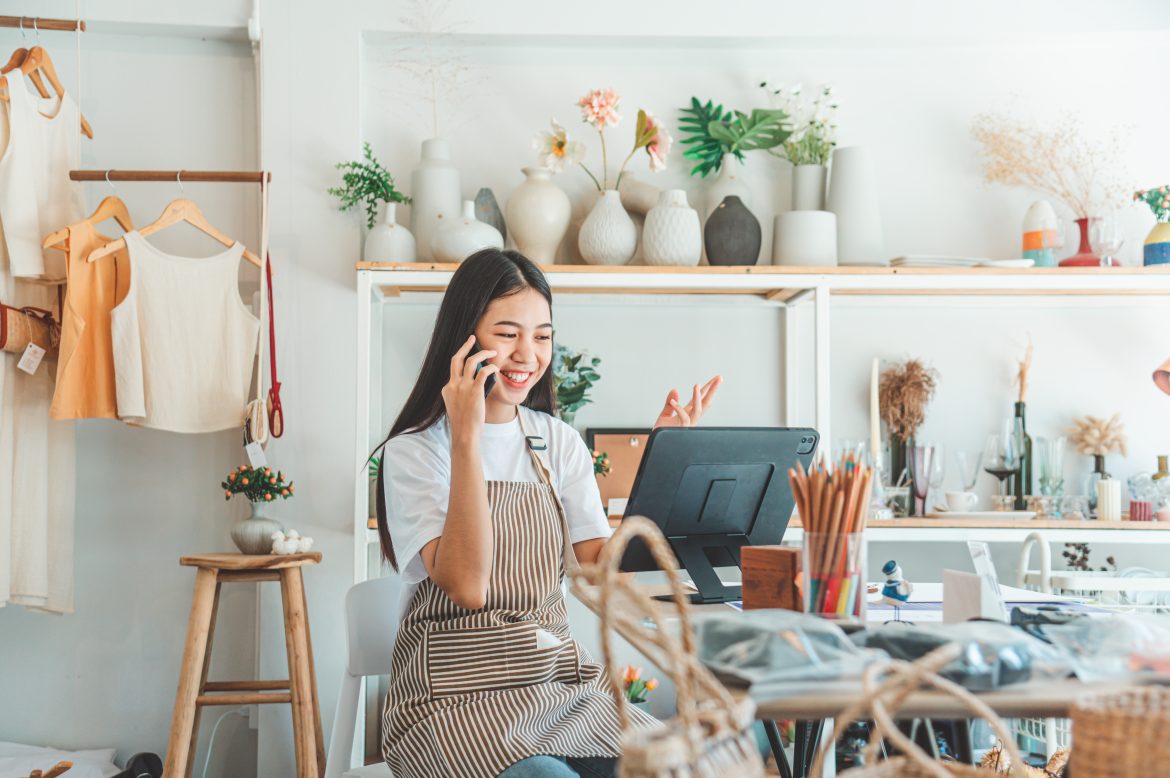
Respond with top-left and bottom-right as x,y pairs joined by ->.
373,248 -> 556,568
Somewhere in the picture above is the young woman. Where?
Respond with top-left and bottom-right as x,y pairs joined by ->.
375,249 -> 721,778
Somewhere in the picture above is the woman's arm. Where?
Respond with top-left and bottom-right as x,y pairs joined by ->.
419,337 -> 500,610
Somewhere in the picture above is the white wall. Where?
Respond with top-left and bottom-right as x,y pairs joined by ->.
3,2 -> 1170,777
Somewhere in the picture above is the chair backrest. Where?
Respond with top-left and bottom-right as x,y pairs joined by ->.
344,575 -> 400,677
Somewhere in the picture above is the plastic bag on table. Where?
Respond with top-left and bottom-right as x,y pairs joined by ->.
853,621 -> 1074,691
1042,613 -> 1170,681
692,609 -> 884,689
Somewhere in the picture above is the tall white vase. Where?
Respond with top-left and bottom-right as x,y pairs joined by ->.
363,202 -> 416,262
578,190 -> 636,266
826,146 -> 885,266
431,200 -> 503,263
792,164 -> 827,211
410,138 -> 461,262
703,153 -> 753,220
505,166 -> 570,264
643,190 -> 700,267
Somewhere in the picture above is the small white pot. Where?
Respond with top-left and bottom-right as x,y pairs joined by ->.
363,202 -> 416,262
772,211 -> 838,266
791,164 -> 827,211
578,190 -> 636,266
643,190 -> 700,267
430,200 -> 504,263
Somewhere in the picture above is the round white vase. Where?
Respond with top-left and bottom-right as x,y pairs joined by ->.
363,202 -> 416,262
578,190 -> 636,266
643,189 -> 701,267
772,211 -> 838,267
791,164 -> 827,211
409,138 -> 461,262
505,166 -> 570,264
431,200 -> 504,263
703,153 -> 753,221
826,146 -> 885,266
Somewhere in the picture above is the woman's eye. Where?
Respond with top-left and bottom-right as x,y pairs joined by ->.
493,333 -> 516,339
536,335 -> 552,341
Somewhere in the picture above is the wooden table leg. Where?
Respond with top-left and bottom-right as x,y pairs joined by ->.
281,567 -> 317,778
184,578 -> 222,778
164,567 -> 219,778
299,571 -> 326,777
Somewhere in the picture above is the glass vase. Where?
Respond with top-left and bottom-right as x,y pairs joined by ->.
801,532 -> 865,619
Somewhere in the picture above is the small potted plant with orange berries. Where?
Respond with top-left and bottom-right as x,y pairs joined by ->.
221,464 -> 296,554
621,665 -> 658,712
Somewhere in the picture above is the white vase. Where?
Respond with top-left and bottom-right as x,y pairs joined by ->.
703,153 -> 753,221
1022,200 -> 1059,267
431,200 -> 504,263
505,166 -> 570,264
409,138 -> 461,262
772,211 -> 837,267
578,190 -> 636,266
363,202 -> 416,262
643,190 -> 700,267
826,146 -> 885,266
230,502 -> 285,555
791,164 -> 827,211
618,173 -> 662,216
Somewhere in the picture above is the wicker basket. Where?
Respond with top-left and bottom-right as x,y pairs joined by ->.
1071,687 -> 1170,777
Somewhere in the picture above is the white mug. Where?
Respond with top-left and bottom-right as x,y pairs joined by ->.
945,491 -> 978,512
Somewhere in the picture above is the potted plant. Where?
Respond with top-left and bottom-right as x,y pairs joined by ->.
761,82 -> 838,210
222,465 -> 296,555
878,359 -> 938,493
621,665 -> 658,711
328,142 -> 414,261
1135,185 -> 1170,266
553,343 -> 601,427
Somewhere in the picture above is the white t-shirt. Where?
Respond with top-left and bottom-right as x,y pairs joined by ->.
380,405 -> 611,587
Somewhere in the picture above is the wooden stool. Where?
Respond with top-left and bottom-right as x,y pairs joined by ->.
164,553 -> 325,778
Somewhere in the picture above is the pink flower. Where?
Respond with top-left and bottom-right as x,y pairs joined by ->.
643,111 -> 673,172
578,88 -> 622,130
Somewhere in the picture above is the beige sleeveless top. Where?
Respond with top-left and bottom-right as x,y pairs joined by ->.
111,231 -> 260,433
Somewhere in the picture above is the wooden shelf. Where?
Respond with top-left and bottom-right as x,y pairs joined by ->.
863,517 -> 1170,530
358,262 -> 1170,301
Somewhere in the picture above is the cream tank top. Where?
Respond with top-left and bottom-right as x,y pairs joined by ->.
111,231 -> 260,433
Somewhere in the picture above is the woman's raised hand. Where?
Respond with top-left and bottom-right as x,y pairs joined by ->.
443,336 -> 498,438
653,375 -> 722,429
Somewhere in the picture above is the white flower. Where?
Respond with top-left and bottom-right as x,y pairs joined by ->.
533,118 -> 585,173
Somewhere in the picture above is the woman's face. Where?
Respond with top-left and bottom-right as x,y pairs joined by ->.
473,288 -> 553,408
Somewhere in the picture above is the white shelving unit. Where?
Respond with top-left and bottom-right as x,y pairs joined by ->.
354,262 -> 1170,582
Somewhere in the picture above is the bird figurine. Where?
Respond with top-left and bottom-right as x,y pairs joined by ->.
880,560 -> 914,621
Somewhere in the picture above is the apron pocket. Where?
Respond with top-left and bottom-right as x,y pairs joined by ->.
426,620 -> 577,698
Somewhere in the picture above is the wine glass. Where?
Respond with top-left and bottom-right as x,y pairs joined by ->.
908,444 -> 936,516
1089,213 -> 1125,267
982,428 -> 1018,500
955,449 -> 982,492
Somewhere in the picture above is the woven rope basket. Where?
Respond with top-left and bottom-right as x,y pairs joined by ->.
1070,686 -> 1170,777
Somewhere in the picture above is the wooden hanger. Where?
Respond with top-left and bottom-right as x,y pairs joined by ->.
0,46 -> 93,138
1,46 -> 50,98
42,195 -> 135,252
88,197 -> 261,267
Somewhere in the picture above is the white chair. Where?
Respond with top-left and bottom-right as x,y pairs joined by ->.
325,575 -> 399,778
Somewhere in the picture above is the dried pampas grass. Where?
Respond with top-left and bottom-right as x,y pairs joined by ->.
879,359 -> 938,441
1016,342 -> 1033,404
1067,413 -> 1127,457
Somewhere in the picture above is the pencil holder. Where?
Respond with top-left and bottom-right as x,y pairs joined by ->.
802,532 -> 866,620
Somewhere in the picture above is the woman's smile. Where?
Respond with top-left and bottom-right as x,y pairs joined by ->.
499,370 -> 533,389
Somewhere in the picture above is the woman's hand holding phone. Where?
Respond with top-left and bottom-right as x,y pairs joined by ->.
443,336 -> 498,439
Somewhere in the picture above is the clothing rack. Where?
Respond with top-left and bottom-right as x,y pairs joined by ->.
70,170 -> 272,184
0,16 -> 86,33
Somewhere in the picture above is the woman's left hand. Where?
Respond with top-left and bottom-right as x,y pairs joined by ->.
653,375 -> 722,428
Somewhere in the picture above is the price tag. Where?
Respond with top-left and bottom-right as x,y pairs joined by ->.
17,344 -> 45,375
245,441 -> 268,468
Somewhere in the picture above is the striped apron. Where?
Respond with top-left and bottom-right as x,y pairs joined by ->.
382,413 -> 654,777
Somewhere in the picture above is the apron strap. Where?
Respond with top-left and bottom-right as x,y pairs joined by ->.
516,409 -> 580,575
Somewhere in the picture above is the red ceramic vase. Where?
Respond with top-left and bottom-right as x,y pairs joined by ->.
1059,217 -> 1102,267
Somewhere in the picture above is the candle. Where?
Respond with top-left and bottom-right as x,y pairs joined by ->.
870,358 -> 882,470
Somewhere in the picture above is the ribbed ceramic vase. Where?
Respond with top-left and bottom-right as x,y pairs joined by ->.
703,154 -> 753,221
578,189 -> 636,266
826,146 -> 885,266
791,164 -> 827,211
505,166 -> 570,264
431,200 -> 504,263
363,202 -> 416,262
409,138 -> 461,261
643,189 -> 700,267
704,195 -> 761,266
231,502 -> 285,555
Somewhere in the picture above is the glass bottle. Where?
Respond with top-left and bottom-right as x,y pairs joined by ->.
1011,403 -> 1033,510
1154,455 -> 1169,481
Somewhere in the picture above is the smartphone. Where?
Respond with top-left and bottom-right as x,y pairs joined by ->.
472,339 -> 496,397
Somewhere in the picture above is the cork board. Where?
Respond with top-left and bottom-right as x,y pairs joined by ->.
585,428 -> 652,512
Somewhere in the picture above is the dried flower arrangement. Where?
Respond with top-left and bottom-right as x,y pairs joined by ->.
1062,542 -> 1116,573
1066,414 -> 1128,458
760,82 -> 839,166
1015,342 -> 1033,404
1135,185 -> 1170,223
878,359 -> 939,441
971,112 -> 1129,218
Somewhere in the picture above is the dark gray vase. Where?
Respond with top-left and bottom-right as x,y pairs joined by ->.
704,195 -> 761,266
474,187 -> 506,243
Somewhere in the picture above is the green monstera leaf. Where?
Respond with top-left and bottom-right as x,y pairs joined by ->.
678,97 -> 742,178
707,108 -> 791,155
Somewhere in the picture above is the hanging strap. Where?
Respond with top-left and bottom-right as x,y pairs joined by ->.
244,174 -> 270,447
516,410 -> 579,575
265,258 -> 283,437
